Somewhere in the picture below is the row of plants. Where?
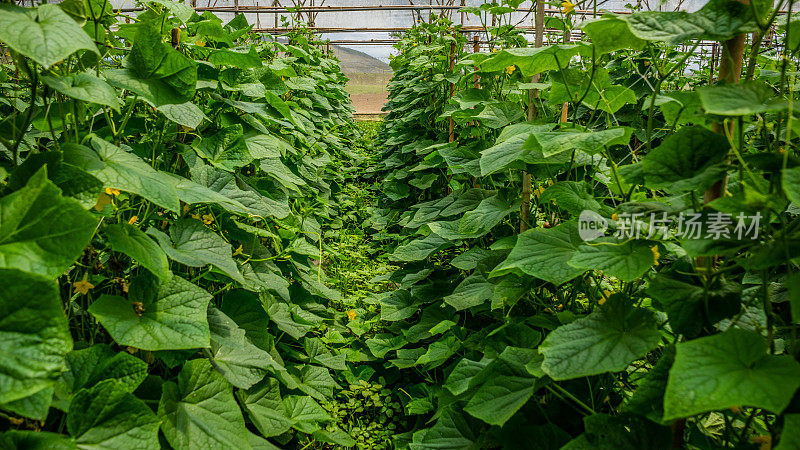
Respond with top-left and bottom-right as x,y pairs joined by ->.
0,1 -> 402,448
366,0 -> 800,448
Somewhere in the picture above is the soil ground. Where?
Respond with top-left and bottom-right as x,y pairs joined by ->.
345,72 -> 391,116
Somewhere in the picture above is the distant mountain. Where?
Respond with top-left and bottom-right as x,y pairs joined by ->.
331,45 -> 392,74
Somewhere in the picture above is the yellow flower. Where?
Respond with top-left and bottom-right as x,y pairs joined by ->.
128,216 -> 138,225
505,65 -> 516,75
611,213 -> 619,221
196,40 -> 205,47
346,310 -> 357,320
491,48 -> 498,53
191,213 -> 200,220
105,187 -> 120,196
561,1 -> 575,14
202,214 -> 214,225
233,245 -> 243,257
74,277 -> 94,295
651,245 -> 660,266
533,186 -> 546,198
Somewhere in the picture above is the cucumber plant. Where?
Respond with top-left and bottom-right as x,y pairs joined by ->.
368,1 -> 800,448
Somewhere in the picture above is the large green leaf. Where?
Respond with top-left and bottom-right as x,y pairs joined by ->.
0,4 -> 98,68
568,239 -> 657,282
0,430 -> 76,449
195,124 -> 253,171
67,380 -> 159,449
63,138 -> 180,213
528,128 -> 625,157
209,46 -> 262,68
158,359 -> 251,450
491,222 -> 585,285
207,307 -> 274,389
697,81 -> 788,116
0,269 -> 72,404
157,102 -> 207,129
147,218 -> 244,283
190,165 -> 290,219
0,386 -> 54,421
647,274 -> 741,338
663,328 -> 800,420
479,123 -> 551,176
540,295 -> 662,380
146,0 -> 194,23
561,413 -> 671,449
474,102 -> 524,129
622,0 -> 756,43
776,414 -> 800,450
582,84 -> 638,113
283,395 -> 331,432
169,174 -> 251,216
458,195 -> 516,237
105,68 -> 189,107
0,167 -> 96,277
262,295 -> 313,338
409,405 -> 478,449
625,348 -> 675,423
127,23 -> 196,103
60,344 -> 148,396
443,272 -> 494,311
390,233 -> 451,262
463,347 -> 540,426
380,290 -> 419,322
41,73 -> 121,111
88,274 -> 212,351
580,15 -> 646,54
218,290 -> 276,352
641,125 -> 729,192
105,223 -> 170,280
540,181 -> 603,216
783,166 -> 800,206
260,157 -> 307,195
480,44 -> 589,76
444,358 -> 489,396
237,377 -> 292,437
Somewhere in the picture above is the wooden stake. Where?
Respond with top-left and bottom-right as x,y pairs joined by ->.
704,0 -> 748,205
520,0 -> 545,232
473,35 -> 479,89
448,40 -> 456,143
171,28 -> 180,49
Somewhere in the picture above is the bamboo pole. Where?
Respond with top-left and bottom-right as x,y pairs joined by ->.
704,0 -> 748,204
520,0 -> 545,232
473,35 -> 480,89
448,40 -> 456,143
